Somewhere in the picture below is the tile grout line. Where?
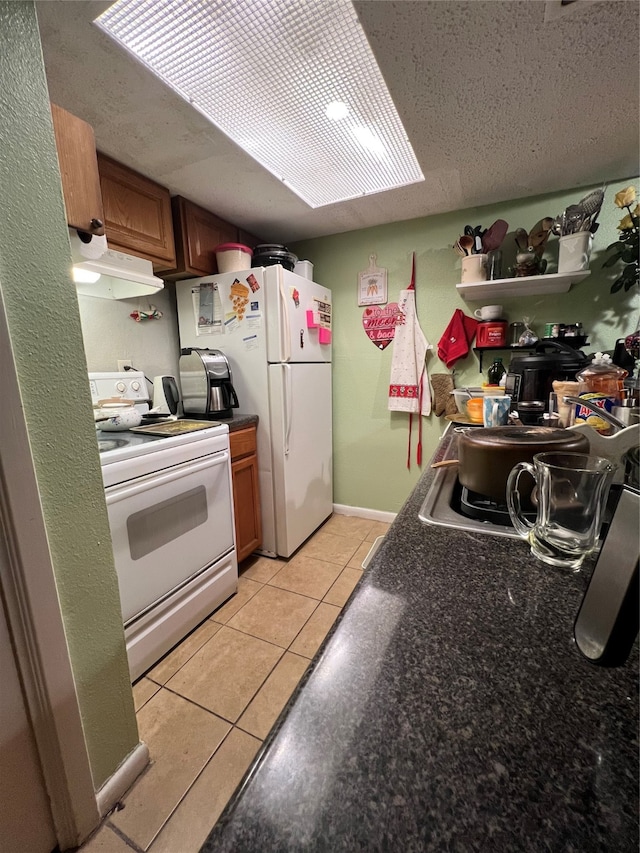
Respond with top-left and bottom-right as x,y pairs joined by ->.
143,725 -> 258,853
105,818 -> 147,852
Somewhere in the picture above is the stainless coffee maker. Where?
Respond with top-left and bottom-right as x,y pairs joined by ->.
179,348 -> 239,419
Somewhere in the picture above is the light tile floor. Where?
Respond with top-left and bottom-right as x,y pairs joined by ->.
79,514 -> 390,853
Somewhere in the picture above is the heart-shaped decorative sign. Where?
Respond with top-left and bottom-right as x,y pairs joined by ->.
362,303 -> 401,350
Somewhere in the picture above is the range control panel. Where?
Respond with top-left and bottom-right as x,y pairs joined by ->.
88,371 -> 149,405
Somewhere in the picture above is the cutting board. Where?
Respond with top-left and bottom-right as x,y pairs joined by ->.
129,420 -> 220,436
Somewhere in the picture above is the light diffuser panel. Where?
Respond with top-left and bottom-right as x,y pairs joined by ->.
96,0 -> 424,207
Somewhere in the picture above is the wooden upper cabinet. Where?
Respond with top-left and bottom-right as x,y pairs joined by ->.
97,152 -> 176,268
50,103 -> 105,235
237,228 -> 264,251
159,196 -> 238,280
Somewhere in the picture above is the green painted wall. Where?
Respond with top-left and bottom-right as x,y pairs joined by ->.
0,2 -> 138,788
292,180 -> 639,514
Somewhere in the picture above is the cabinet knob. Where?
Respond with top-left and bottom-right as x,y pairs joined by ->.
90,218 -> 105,236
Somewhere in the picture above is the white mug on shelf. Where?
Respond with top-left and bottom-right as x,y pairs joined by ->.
474,304 -> 503,320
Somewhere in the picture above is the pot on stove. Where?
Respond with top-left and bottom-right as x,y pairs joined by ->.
457,426 -> 591,503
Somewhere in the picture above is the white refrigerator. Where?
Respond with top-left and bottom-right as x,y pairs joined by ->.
175,265 -> 333,558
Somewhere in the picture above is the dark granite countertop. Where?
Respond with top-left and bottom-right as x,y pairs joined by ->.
202,427 -> 639,852
217,413 -> 258,432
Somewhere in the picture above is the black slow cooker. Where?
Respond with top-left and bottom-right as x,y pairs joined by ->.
251,244 -> 298,272
507,341 -> 589,424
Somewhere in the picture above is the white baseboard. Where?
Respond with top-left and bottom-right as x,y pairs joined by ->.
332,504 -> 397,524
96,741 -> 150,818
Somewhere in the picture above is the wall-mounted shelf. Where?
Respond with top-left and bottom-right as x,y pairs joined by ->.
473,345 -> 536,371
456,270 -> 590,301
472,337 -> 590,371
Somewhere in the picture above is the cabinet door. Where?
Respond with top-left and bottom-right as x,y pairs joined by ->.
50,103 -> 104,235
237,228 -> 265,251
161,196 -> 238,279
97,153 -> 176,267
232,454 -> 262,563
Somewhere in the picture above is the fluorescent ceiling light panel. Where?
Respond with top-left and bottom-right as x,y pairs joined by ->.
96,0 -> 424,207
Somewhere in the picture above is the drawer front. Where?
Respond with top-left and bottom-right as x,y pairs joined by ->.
230,427 -> 256,460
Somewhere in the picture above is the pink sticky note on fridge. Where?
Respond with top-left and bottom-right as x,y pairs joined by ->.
306,310 -> 318,328
318,327 -> 331,344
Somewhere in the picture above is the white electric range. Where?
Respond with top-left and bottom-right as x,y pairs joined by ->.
89,372 -> 238,681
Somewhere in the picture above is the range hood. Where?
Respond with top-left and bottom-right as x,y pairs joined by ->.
69,229 -> 164,300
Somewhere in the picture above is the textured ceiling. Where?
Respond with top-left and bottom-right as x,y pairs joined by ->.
36,0 -> 639,243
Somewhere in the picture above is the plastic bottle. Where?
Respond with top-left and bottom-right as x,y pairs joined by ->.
574,352 -> 628,434
487,357 -> 506,386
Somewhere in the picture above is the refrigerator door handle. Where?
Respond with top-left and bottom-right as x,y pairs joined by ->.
282,363 -> 293,456
278,273 -> 291,362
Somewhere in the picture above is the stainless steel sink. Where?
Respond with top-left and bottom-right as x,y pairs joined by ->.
418,431 -> 520,539
419,426 -> 619,542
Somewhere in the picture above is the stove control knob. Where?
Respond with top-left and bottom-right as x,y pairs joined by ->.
116,381 -> 126,393
130,380 -> 141,392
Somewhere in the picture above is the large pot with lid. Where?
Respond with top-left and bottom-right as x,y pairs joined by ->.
457,426 -> 591,503
507,341 -> 589,423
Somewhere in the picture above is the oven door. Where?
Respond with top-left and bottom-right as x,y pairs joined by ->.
105,448 -> 235,623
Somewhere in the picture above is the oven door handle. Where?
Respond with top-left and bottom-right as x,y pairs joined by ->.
104,450 -> 230,503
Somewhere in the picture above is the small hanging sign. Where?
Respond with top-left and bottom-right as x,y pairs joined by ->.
358,254 -> 388,306
362,303 -> 401,350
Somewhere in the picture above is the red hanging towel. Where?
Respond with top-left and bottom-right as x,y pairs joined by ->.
388,254 -> 432,468
437,309 -> 479,368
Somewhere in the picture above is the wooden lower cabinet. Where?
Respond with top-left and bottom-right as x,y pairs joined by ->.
230,426 -> 262,563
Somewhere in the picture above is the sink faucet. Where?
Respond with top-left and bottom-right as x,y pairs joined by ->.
562,396 -> 628,432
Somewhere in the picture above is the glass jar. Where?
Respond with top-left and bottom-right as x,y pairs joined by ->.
576,353 -> 628,400
575,353 -> 628,434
